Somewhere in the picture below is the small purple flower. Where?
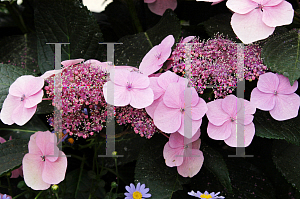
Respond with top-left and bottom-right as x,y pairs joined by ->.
124,182 -> 151,199
0,194 -> 12,199
188,190 -> 225,199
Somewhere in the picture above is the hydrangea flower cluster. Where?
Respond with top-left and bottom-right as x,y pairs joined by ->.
171,35 -> 268,98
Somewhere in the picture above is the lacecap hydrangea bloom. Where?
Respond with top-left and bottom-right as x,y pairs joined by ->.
124,182 -> 151,199
188,190 -> 225,199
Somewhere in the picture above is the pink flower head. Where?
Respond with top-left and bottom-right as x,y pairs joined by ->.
0,137 -> 23,178
206,95 -> 256,147
163,129 -> 204,177
103,69 -> 154,108
22,131 -> 67,190
250,72 -> 300,121
226,0 -> 294,44
0,75 -> 44,126
153,80 -> 207,138
144,0 -> 177,16
139,35 -> 175,76
196,0 -> 224,5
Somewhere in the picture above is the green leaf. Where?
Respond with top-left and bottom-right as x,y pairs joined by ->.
35,100 -> 53,115
272,139 -> 300,191
261,28 -> 300,85
0,139 -> 28,176
0,34 -> 39,75
254,109 -> 300,146
0,63 -> 31,108
134,134 -> 189,199
114,9 -> 181,68
35,0 -> 104,74
201,143 -> 232,193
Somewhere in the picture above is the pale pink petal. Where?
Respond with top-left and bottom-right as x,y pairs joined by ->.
110,69 -> 130,86
207,121 -> 232,140
12,104 -> 37,126
257,72 -> 279,93
225,122 -> 255,147
84,60 -> 114,72
192,138 -> 201,150
250,88 -> 276,110
0,95 -> 19,125
169,131 -> 200,148
61,59 -> 84,67
157,71 -> 179,90
36,131 -> 57,154
129,87 -> 154,108
129,72 -> 150,89
237,113 -> 254,126
103,82 -> 131,106
177,149 -> 204,178
9,76 -> 44,98
163,142 -> 184,167
24,90 -> 43,108
226,0 -> 256,14
211,0 -> 224,5
149,77 -> 164,100
186,97 -> 207,120
270,93 -> 300,121
262,1 -> 294,27
180,86 -> 200,107
177,117 -> 202,138
145,96 -> 163,118
236,99 -> 255,125
230,10 -> 275,44
222,95 -> 241,117
261,0 -> 283,6
42,151 -> 67,185
276,74 -> 298,94
206,99 -> 230,126
0,137 -> 6,143
40,69 -> 62,79
145,0 -> 156,3
28,132 -> 42,155
154,101 -> 181,133
243,99 -> 256,115
11,167 -> 23,178
163,82 -> 183,108
23,153 -> 50,190
147,0 -> 177,16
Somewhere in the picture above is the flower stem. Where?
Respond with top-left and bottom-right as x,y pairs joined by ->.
6,176 -> 13,197
34,191 -> 43,199
126,0 -> 143,33
114,158 -> 119,193
75,154 -> 85,198
159,131 -> 170,139
12,191 -> 28,199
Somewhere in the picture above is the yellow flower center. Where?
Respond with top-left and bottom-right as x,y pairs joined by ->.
133,191 -> 142,199
200,194 -> 213,199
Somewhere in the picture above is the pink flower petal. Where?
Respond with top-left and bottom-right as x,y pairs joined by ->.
177,117 -> 202,139
40,69 -> 62,79
276,74 -> 298,94
206,99 -> 230,126
28,132 -> 43,155
9,76 -> 44,98
154,101 -> 181,133
163,142 -> 184,167
145,0 -> 156,3
222,95 -> 241,117
84,60 -> 114,72
36,131 -> 57,154
226,0 -> 256,14
261,0 -> 283,6
103,82 -> 131,106
42,151 -> 67,185
230,10 -> 275,44
243,99 -> 256,115
163,82 -> 183,108
224,122 -> 255,147
149,77 -> 164,100
257,72 -> 279,93
23,153 -> 50,190
110,69 -> 130,86
169,130 -> 200,148
0,94 -> 19,125
11,166 -> 23,178
24,90 -> 43,108
157,71 -> 179,90
262,1 -> 294,27
270,93 -> 300,121
207,121 -> 232,140
61,59 -> 84,67
177,149 -> 204,177
0,137 -> 6,143
139,35 -> 174,75
128,72 -> 150,89
250,88 -> 276,110
145,96 -> 163,118
192,138 -> 201,150
129,87 -> 154,108
147,0 -> 177,16
186,97 -> 207,121
12,104 -> 37,126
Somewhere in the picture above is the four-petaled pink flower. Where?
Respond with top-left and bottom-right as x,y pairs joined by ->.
153,80 -> 207,138
250,72 -> 300,121
163,129 -> 204,177
0,75 -> 44,126
196,0 -> 224,5
226,0 -> 294,44
139,35 -> 175,76
22,131 -> 67,190
206,95 -> 256,147
103,69 -> 154,108
144,0 -> 177,16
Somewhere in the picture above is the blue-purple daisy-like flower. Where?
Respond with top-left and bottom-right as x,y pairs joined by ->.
124,182 -> 151,199
188,190 -> 225,199
0,194 -> 12,199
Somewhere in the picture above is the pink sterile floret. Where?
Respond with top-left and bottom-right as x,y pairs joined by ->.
144,0 -> 177,16
22,131 -> 67,190
226,0 -> 294,44
196,0 -> 224,5
139,35 -> 175,76
163,129 -> 204,177
0,75 -> 44,126
103,68 -> 154,109
250,72 -> 300,121
206,95 -> 256,147
153,80 -> 207,138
